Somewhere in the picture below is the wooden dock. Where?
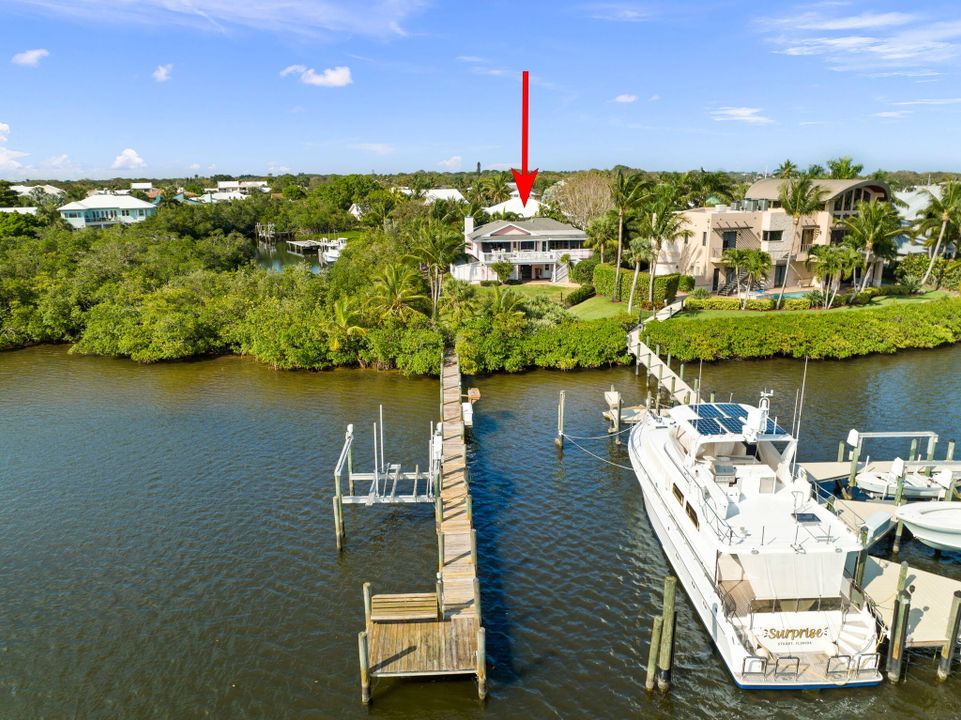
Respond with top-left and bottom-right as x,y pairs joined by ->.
357,352 -> 485,702
863,557 -> 961,649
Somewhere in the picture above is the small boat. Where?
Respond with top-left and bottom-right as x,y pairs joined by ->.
628,394 -> 882,689
895,502 -> 961,552
856,460 -> 955,500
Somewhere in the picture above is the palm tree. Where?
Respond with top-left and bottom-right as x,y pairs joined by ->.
326,297 -> 367,352
807,245 -> 861,308
474,175 -> 510,206
775,177 -> 828,309
720,248 -> 749,308
645,186 -> 691,307
914,182 -> 961,286
827,156 -> 864,179
842,200 -> 902,291
439,277 -> 479,329
585,212 -> 618,264
405,218 -> 464,321
485,285 -> 526,330
743,249 -> 773,299
366,264 -> 428,322
774,159 -> 798,178
626,234 -> 654,315
609,169 -> 650,302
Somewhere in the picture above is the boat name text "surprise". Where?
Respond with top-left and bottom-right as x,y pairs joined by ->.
761,627 -> 828,641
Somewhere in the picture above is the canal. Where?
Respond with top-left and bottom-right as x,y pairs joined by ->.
0,345 -> 959,718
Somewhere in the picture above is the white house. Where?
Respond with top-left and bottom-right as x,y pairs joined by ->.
894,185 -> 940,256
59,194 -> 157,229
213,180 -> 271,194
396,187 -> 466,204
451,216 -> 590,283
130,182 -> 154,191
348,202 -> 364,220
484,196 -> 541,218
0,207 -> 38,215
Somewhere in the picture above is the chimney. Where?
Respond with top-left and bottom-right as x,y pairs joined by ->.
464,215 -> 474,237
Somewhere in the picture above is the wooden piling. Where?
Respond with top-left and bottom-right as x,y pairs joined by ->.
910,438 -> 918,461
473,577 -> 482,620
948,440 -> 956,461
937,590 -> 961,681
363,582 -> 372,634
709,391 -> 716,403
892,469 -> 907,555
837,441 -> 846,463
678,363 -> 685,383
846,442 -> 862,496
466,495 -> 473,524
332,496 -> 344,551
438,532 -> 445,574
927,436 -> 938,461
477,627 -> 487,700
886,589 -> 912,683
471,528 -> 478,564
657,575 -> 677,692
614,393 -> 623,445
854,526 -> 869,588
359,630 -> 371,704
645,615 -> 664,692
555,390 -> 565,449
436,571 -> 444,618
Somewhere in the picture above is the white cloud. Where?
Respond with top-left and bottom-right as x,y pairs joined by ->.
585,3 -> 653,22
613,93 -> 638,103
188,163 -> 201,170
874,110 -> 912,118
281,64 -> 352,87
894,97 -> 961,106
710,107 -> 773,124
350,143 -> 393,155
0,121 -> 9,143
152,63 -> 173,82
6,1 -> 423,38
11,48 -> 49,66
0,147 -> 29,171
649,94 -> 661,101
795,12 -> 915,31
111,148 -> 146,170
437,155 -> 462,170
456,55 -> 485,63
289,105 -> 305,113
267,161 -> 290,173
44,153 -> 71,168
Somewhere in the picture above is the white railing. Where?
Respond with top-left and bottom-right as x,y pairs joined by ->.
478,248 -> 592,264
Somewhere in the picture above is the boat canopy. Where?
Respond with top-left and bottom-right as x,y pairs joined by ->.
672,402 -> 791,442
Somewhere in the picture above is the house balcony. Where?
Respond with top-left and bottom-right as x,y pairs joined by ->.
478,248 -> 592,264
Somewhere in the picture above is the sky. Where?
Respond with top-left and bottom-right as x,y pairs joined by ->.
3,0 -> 961,179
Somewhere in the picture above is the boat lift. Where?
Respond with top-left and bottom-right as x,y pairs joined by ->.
331,406 -> 441,550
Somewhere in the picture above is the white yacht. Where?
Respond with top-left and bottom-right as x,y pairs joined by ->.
628,395 -> 883,689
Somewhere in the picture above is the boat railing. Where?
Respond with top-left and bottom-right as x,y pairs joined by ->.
662,441 -> 739,543
811,480 -> 867,531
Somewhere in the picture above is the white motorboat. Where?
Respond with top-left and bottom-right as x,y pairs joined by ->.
628,395 -> 883,689
895,502 -> 961,552
320,237 -> 347,264
855,459 -> 954,500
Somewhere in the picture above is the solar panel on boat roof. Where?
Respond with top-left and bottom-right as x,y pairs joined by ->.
764,418 -> 788,435
716,403 -> 744,417
697,405 -> 724,418
718,417 -> 744,433
692,418 -> 721,435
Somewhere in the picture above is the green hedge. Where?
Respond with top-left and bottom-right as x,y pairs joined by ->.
642,297 -> 961,361
571,256 -> 599,285
678,275 -> 696,292
684,296 -> 812,311
592,264 -> 680,306
564,284 -> 595,307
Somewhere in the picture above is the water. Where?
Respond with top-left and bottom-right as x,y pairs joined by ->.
1,345 -> 960,719
255,242 -> 323,273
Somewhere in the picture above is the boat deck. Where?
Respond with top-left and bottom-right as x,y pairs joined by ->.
802,460 -> 894,482
863,557 -> 961,648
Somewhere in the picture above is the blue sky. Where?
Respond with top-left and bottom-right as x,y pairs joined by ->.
3,0 -> 961,179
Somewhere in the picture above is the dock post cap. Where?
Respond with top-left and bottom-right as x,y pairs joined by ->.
847,429 -> 860,447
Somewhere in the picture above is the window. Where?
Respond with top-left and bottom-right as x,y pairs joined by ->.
800,228 -> 816,252
672,484 -> 684,506
762,230 -> 783,243
684,502 -> 700,529
722,230 -> 737,250
702,232 -> 707,247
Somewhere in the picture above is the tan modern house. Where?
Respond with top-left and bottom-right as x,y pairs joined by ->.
660,178 -> 890,292
451,217 -> 590,283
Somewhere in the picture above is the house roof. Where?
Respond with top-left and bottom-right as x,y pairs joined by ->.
745,178 -> 889,202
0,207 -> 38,215
469,217 -> 585,241
484,197 -> 541,217
895,185 -> 940,221
11,184 -> 64,196
60,195 -> 157,211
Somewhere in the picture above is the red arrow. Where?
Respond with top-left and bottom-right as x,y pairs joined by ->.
511,70 -> 538,207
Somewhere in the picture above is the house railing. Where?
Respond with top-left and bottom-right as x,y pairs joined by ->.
478,248 -> 592,264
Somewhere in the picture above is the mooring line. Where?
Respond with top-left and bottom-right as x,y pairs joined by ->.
561,435 -> 635,471
560,424 -> 634,442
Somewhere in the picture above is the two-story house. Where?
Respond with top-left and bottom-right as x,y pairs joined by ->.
661,178 -> 890,292
59,194 -> 157,229
451,217 -> 590,283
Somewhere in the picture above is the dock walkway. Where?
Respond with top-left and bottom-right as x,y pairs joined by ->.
359,352 -> 485,701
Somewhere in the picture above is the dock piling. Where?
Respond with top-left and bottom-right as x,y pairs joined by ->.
363,582 -> 372,634
436,571 -> 444,618
614,393 -> 623,445
846,442 -> 862,497
438,532 -> 445,574
657,575 -> 677,692
837,441 -> 846,463
359,631 -> 371,704
332,496 -> 344,551
709,391 -> 716,403
854,527 -> 869,588
886,589 -> 913,683
937,590 -> 961,681
910,438 -> 919,461
477,627 -> 487,700
555,390 -> 565,449
948,440 -> 956,461
645,615 -> 664,692
892,468 -> 907,555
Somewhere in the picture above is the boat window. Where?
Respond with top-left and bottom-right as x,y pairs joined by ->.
684,502 -> 700,529
672,484 -> 684,506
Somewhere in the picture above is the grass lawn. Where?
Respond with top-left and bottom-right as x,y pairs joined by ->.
568,295 -> 649,321
681,290 -> 949,320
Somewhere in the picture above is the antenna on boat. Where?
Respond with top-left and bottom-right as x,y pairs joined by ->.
792,357 -> 810,474
697,359 -> 704,408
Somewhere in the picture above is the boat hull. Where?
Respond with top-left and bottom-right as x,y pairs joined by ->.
896,503 -> 961,552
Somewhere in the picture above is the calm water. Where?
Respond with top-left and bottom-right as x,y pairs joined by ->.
1,345 -> 961,719
255,242 -> 322,273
